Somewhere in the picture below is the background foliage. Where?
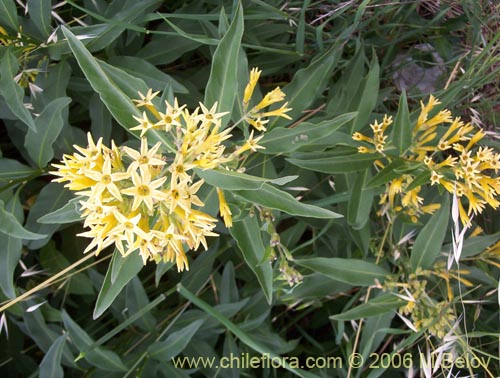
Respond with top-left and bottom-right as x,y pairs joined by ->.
1,0 -> 500,377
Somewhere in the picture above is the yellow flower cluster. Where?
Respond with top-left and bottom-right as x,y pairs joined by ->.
353,95 -> 500,225
51,68 -> 291,271
242,67 -> 292,131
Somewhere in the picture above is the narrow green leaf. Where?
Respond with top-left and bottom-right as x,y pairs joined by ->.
108,56 -> 188,94
0,158 -> 39,182
365,159 -> 409,188
0,200 -> 46,240
410,195 -> 450,271
260,112 -> 357,154
204,2 -> 244,126
195,168 -> 269,190
148,319 -> 205,360
0,194 -> 23,298
351,52 -> 379,132
61,25 -> 139,129
270,44 -> 343,128
22,302 -> 75,366
37,197 -> 81,224
177,284 -> 317,378
93,251 -> 142,319
392,90 -> 412,153
0,0 -> 19,32
125,277 -> 156,331
62,311 -> 127,371
295,257 -> 388,286
39,334 -> 67,378
287,153 -> 377,174
89,94 -> 112,144
230,216 -> 273,304
235,183 -> 342,219
347,169 -> 373,230
458,231 -> 500,258
25,183 -> 74,249
155,260 -> 174,287
27,0 -> 52,37
0,49 -> 36,130
330,294 -> 405,321
25,97 -> 71,167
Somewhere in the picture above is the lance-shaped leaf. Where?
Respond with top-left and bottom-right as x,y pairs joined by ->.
0,49 -> 36,130
93,251 -> 142,319
148,319 -> 205,360
392,90 -> 412,153
235,183 -> 342,219
410,195 -> 450,271
295,257 -> 388,286
39,334 -> 67,378
230,216 -> 273,304
261,112 -> 356,154
0,200 -> 46,240
330,294 -> 405,321
270,44 -> 343,128
25,97 -> 71,167
62,311 -> 127,371
204,2 -> 244,126
287,153 -> 378,174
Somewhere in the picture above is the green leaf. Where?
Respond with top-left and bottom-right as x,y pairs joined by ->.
351,52 -> 379,132
37,197 -> 81,224
22,302 -> 75,367
39,241 -> 94,296
0,200 -> 46,240
27,0 -> 52,37
195,168 -> 269,190
330,294 -> 405,321
347,169 -> 373,230
148,319 -> 205,360
125,277 -> 156,331
287,153 -> 377,174
365,159 -> 409,188
204,2 -> 244,126
410,195 -> 450,271
61,26 -> 139,130
392,90 -> 412,153
93,251 -> 143,319
458,231 -> 500,258
62,311 -> 127,371
66,0 -> 161,52
260,113 -> 357,154
0,194 -> 23,298
0,158 -> 39,183
235,183 -> 342,219
39,334 -> 66,378
25,183 -> 74,249
270,44 -> 343,128
294,257 -> 388,286
0,0 -> 19,32
89,94 -> 112,144
178,285 -> 317,378
25,97 -> 71,167
0,49 -> 36,130
230,216 -> 273,304
109,56 -> 188,94
155,260 -> 174,287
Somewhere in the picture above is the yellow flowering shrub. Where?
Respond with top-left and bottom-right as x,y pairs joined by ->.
51,68 -> 291,271
353,95 -> 500,225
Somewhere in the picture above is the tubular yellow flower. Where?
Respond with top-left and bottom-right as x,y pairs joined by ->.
254,87 -> 286,110
243,67 -> 262,106
217,188 -> 232,227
